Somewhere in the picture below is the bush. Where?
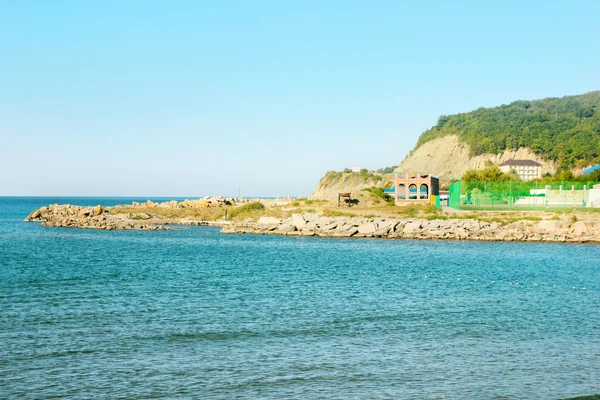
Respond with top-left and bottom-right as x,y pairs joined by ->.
365,187 -> 394,203
228,202 -> 265,219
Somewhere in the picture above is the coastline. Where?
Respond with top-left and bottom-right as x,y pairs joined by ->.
24,202 -> 600,244
221,215 -> 600,244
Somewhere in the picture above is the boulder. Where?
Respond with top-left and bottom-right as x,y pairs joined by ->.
403,221 -> 422,234
321,222 -> 338,231
258,216 -> 281,226
316,217 -> 333,226
302,221 -> 317,232
536,220 -> 562,233
276,224 -> 297,234
91,205 -> 104,216
572,221 -> 594,236
291,214 -> 307,230
357,222 -> 376,234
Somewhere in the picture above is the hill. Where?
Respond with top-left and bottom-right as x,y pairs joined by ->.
410,91 -> 600,172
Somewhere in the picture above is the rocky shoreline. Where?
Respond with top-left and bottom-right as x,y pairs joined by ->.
24,204 -> 600,243
24,204 -> 169,230
222,214 -> 600,243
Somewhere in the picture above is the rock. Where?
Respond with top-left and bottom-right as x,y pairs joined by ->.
321,222 -> 338,231
572,221 -> 593,236
24,209 -> 42,221
275,224 -> 297,234
357,222 -> 376,234
376,220 -> 396,231
302,221 -> 317,232
259,223 -> 278,232
373,226 -> 391,236
536,220 -> 562,233
291,214 -> 307,230
258,216 -> 281,225
403,221 -> 422,234
316,217 -> 333,226
91,205 -> 104,216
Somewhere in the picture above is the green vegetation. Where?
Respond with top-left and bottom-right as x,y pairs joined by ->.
327,169 -> 379,181
364,187 -> 394,203
462,162 -> 520,182
323,210 -> 357,217
109,206 -> 226,221
228,202 -> 266,220
415,91 -> 600,170
376,166 -> 398,174
390,204 -> 438,218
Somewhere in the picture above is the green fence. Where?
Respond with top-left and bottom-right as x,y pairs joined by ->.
448,180 -> 599,211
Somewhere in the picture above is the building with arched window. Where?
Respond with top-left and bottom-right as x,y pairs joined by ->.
393,174 -> 440,205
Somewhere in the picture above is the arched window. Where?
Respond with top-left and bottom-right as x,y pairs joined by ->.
420,184 -> 429,199
408,184 -> 418,200
397,184 -> 406,200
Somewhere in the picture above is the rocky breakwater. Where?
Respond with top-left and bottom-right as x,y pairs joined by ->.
24,204 -> 167,230
221,214 -> 600,243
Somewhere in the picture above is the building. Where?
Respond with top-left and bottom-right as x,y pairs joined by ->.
393,174 -> 440,205
499,159 -> 541,181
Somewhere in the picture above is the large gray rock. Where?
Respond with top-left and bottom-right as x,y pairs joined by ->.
258,216 -> 281,225
291,214 -> 307,230
321,222 -> 338,231
572,221 -> 594,236
302,221 -> 317,232
536,220 -> 562,233
357,222 -> 376,234
316,217 -> 333,226
276,224 -> 297,234
376,220 -> 396,231
403,221 -> 422,234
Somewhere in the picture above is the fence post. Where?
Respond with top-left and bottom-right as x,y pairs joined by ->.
535,180 -> 538,211
484,181 -> 487,211
509,180 -> 512,210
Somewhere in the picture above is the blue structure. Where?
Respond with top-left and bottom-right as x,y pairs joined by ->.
583,164 -> 600,174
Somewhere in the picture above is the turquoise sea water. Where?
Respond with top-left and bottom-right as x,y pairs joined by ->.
1,197 -> 599,399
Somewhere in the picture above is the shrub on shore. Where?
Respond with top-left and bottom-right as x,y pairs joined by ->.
228,202 -> 267,220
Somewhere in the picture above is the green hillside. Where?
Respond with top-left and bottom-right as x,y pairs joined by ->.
415,91 -> 600,170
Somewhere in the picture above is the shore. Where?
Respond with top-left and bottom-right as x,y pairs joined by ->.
222,214 -> 600,243
24,198 -> 600,243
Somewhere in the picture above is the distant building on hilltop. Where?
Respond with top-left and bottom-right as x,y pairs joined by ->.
499,159 -> 541,181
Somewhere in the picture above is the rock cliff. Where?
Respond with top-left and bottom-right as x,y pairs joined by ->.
398,135 -> 557,179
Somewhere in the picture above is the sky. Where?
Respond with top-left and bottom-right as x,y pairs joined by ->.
1,1 -> 599,197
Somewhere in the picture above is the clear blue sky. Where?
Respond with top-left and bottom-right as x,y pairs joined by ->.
1,1 -> 599,197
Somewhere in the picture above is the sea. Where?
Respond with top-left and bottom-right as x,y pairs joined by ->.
1,197 -> 599,399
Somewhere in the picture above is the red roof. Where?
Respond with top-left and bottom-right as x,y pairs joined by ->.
499,159 -> 541,167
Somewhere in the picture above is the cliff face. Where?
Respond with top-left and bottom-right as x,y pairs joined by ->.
398,135 -> 557,179
309,172 -> 393,200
